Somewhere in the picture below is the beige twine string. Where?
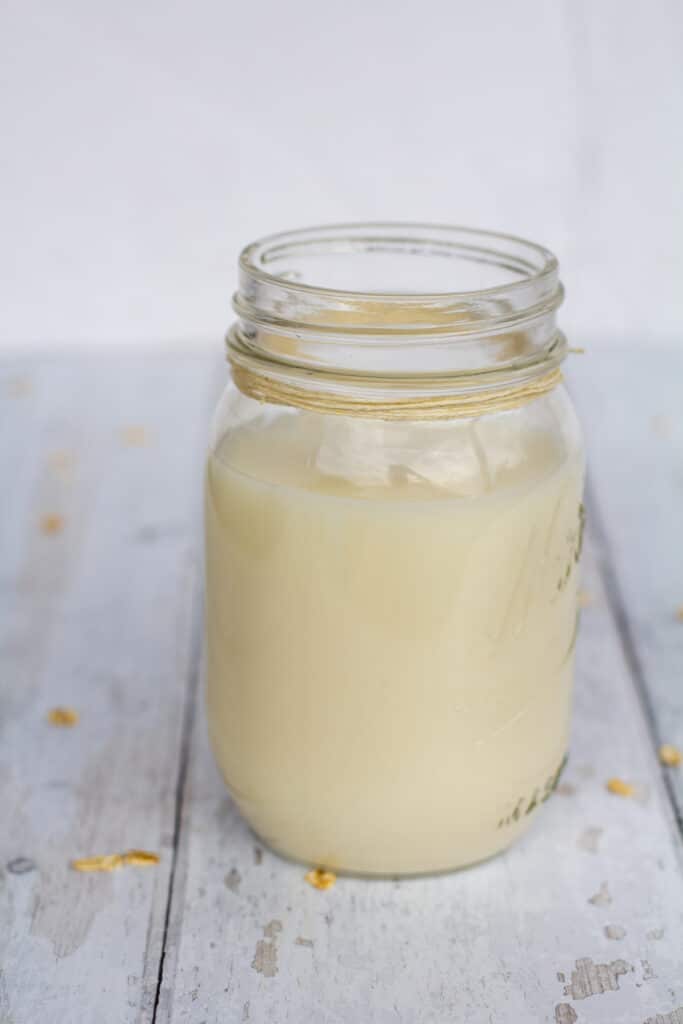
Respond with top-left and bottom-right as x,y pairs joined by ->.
229,360 -> 563,421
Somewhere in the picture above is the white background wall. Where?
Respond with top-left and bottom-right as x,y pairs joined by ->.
2,0 -> 682,351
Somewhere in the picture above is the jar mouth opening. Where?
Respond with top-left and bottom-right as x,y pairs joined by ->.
231,222 -> 565,390
239,222 -> 558,303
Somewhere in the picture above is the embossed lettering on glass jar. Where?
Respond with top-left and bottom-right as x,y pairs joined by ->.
205,224 -> 585,876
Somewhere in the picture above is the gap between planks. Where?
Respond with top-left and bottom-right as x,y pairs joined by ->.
150,586 -> 205,1024
147,356 -> 224,1023
585,475 -> 683,846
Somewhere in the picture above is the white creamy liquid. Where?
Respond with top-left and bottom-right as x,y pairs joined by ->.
205,408 -> 583,875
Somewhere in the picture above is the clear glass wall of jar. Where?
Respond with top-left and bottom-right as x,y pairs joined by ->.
205,224 -> 585,876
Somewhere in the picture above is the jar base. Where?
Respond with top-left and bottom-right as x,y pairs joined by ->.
246,817 -> 536,880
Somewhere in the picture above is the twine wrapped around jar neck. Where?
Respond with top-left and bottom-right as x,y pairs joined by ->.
228,353 -> 563,422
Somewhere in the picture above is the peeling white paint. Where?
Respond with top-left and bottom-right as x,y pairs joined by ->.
563,958 -> 633,999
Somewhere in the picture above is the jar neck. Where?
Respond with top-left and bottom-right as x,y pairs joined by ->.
228,224 -> 566,408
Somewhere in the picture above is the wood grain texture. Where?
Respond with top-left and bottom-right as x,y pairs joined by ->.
157,532 -> 683,1019
0,355 -> 216,1024
2,354 -> 683,1024
568,347 -> 683,827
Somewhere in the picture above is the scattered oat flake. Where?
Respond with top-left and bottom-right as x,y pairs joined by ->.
71,849 -> 160,872
606,777 -> 635,797
121,425 -> 150,446
659,744 -> 682,767
578,590 -> 594,608
122,849 -> 160,866
40,514 -> 64,535
71,853 -> 123,872
676,606 -> 683,623
48,707 -> 79,727
305,868 -> 336,891
569,347 -> 586,355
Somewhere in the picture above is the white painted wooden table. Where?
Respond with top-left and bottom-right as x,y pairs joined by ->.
1,350 -> 682,1024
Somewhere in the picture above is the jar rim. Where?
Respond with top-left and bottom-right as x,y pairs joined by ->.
239,222 -> 559,303
230,222 -> 566,400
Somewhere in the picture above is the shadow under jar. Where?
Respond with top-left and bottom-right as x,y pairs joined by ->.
205,224 -> 585,877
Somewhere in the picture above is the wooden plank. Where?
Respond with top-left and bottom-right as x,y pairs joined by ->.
158,526 -> 683,1018
0,355 -> 216,1024
3,352 -> 682,1022
569,348 -> 683,827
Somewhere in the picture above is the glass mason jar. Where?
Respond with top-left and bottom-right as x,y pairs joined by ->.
205,224 -> 584,877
